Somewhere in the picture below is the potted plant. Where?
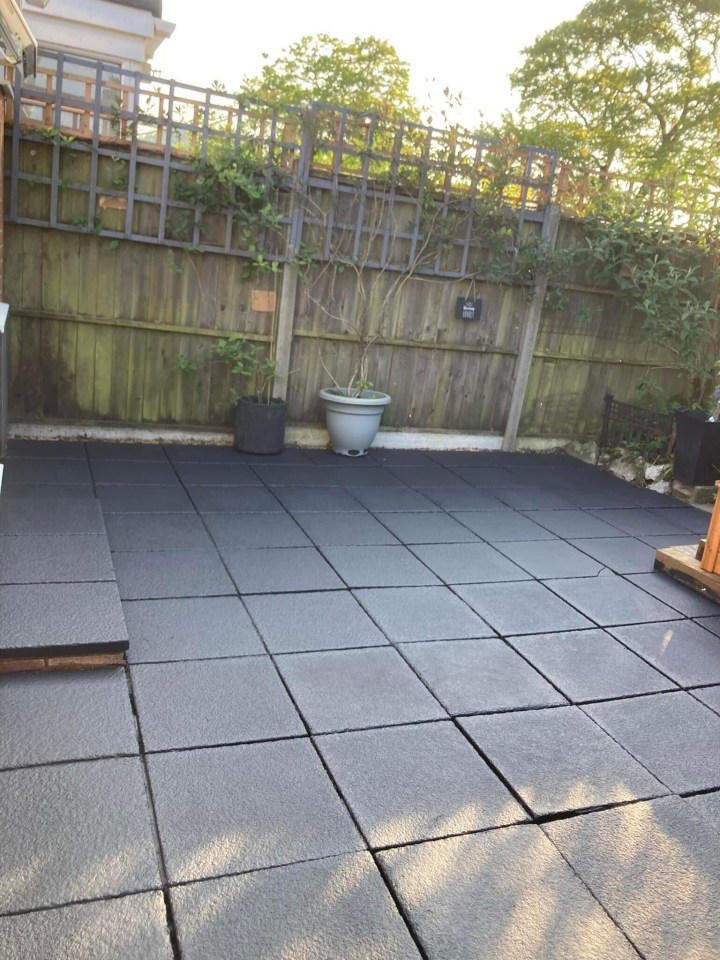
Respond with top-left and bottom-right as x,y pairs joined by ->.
178,335 -> 286,455
674,382 -> 720,485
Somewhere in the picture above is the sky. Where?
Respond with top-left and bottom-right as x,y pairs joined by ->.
152,0 -> 588,126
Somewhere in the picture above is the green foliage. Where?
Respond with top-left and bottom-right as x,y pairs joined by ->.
178,335 -> 279,404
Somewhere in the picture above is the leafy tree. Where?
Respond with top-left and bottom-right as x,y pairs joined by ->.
510,0 -> 720,183
240,34 -> 420,120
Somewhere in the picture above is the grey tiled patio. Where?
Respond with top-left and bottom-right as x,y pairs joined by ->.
2,441 -> 720,958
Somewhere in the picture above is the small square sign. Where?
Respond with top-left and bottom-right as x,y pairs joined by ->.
455,297 -> 482,321
251,290 -> 277,313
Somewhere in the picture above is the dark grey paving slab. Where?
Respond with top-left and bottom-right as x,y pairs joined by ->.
568,537 -> 657,574
626,572 -> 720,617
511,629 -> 676,702
455,581 -> 593,635
244,591 -> 387,653
174,462 -> 263,486
429,449 -> 509,466
241,448 -> 314,465
148,739 -> 363,883
2,458 -> 92,485
379,825 -> 640,960
98,485 -> 194,514
187,485 -> 283,513
648,505 -> 711,535
378,512 -> 479,543
171,853 -> 421,960
86,441 -> 167,461
223,546 -> 344,593
345,486 -> 440,512
495,540 -> 604,579
321,545 -> 441,587
131,657 -> 303,751
640,533 -> 700,548
0,669 -> 138,769
164,443 -> 244,463
276,647 -> 446,733
124,597 -> 263,662
696,616 -> 720,637
590,508 -> 693,538
0,481 -> 96,502
105,514 -> 214,552
0,497 -> 105,535
253,465 -> 340,487
524,509 -> 626,538
0,891 -> 173,960
354,586 -> 495,643
610,620 -> 720,686
203,512 -> 310,549
462,706 -> 666,816
693,685 -> 720,714
308,448 -> 383,465
496,487 -> 576,509
586,692 -> 720,793
329,466 -> 406,487
0,534 -> 114,584
91,460 -> 179,486
409,542 -> 531,584
317,722 -> 526,847
6,438 -> 87,459
545,796 -> 720,960
0,757 -> 161,914
450,466 -> 523,487
294,512 -> 399,546
558,488 -> 643,509
370,448 -> 438,465
387,464 -> 470,487
112,550 -> 235,600
546,574 -> 682,626
684,789 -> 720,829
453,510 -> 556,541
273,486 -> 367,512
0,582 -> 127,657
401,637 -> 566,715
422,488 -> 510,511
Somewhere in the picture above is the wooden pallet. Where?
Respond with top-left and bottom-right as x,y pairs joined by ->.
0,651 -> 126,676
654,544 -> 720,605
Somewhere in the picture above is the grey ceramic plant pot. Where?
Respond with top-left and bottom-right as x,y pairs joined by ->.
318,387 -> 391,457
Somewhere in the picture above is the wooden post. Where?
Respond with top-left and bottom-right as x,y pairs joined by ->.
700,481 -> 720,573
502,203 -> 562,452
273,264 -> 298,401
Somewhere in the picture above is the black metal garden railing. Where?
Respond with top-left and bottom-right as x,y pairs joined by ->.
598,393 -> 675,455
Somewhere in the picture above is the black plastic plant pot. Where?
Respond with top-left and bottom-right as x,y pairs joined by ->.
233,396 -> 287,455
673,407 -> 720,486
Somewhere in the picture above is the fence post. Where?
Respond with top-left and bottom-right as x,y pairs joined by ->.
502,202 -> 562,452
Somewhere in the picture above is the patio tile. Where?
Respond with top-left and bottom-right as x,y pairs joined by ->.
0,498 -> 105,535
495,540 -> 604,579
0,534 -> 114,583
273,486 -> 366,512
609,620 -> 720,686
187,485 -> 283,513
244,591 -> 387,653
112,550 -> 235,600
105,514 -> 214,551
640,533 -> 699,548
223,546 -> 344,593
387,464 -> 470,487
241,448 -> 314,465
400,638 -> 565,716
496,488 -> 576,509
378,512 -> 479,543
354,586 -> 495,643
276,647 -> 446,733
696,616 -> 720,637
0,758 -> 161,914
684,790 -> 720,828
164,443 -> 244,463
450,466 -> 521,487
98,485 -> 194,514
546,574 -> 682,626
0,481 -> 96,502
626,572 -> 720,617
568,537 -> 657,574
693,685 -> 720,714
455,581 -> 593,635
452,510 -> 556,541
253,465 -> 340,486
148,739 -> 363,883
379,825 -> 639,960
524,509 -> 626,538
422,488 -> 510,511
6,438 -> 86,459
317,722 -> 526,847
294,448 -> 361,465
202,512 -> 309,549
173,462 -> 263,486
294,512 -> 399,546
91,461 -> 179,485
409,542 -> 531,584
0,669 -> 138,769
124,597 -> 263,662
345,486 -> 440,512
558,488 -> 643,509
86,441 -> 167,461
545,796 -> 720,960
590,508 -> 692,537
2,458 -> 92,485
322,545 -> 441,587
0,582 -> 127,657
0,891 -> 173,960
171,853 -> 420,960
586,691 -> 720,793
370,448 -> 438,466
329,466 -> 406,487
511,629 -> 675,702
429,449 -> 507,466
131,657 -> 303,751
462,706 -> 666,817
648,505 -> 710,535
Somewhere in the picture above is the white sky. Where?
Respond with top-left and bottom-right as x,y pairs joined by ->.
153,0 -> 588,125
